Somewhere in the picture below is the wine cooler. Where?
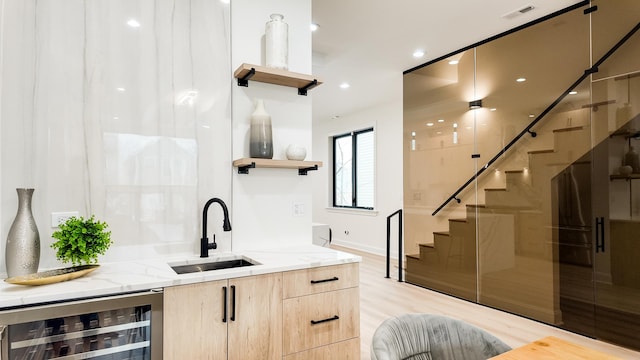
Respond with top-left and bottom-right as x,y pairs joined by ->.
0,290 -> 162,360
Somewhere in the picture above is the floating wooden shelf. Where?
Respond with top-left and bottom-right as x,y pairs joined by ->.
233,158 -> 323,175
610,129 -> 640,139
233,63 -> 322,95
610,173 -> 640,181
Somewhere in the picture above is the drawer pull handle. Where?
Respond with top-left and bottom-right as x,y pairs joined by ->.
311,315 -> 339,325
310,276 -> 339,284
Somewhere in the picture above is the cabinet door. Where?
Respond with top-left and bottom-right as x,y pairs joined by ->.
228,273 -> 282,360
163,280 -> 228,360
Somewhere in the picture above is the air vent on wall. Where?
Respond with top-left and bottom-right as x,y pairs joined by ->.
502,4 -> 535,19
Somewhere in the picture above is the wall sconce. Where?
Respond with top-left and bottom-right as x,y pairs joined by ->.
469,99 -> 483,110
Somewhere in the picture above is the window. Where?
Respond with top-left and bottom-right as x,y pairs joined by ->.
333,128 -> 374,209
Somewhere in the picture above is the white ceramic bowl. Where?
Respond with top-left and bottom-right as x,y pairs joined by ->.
286,144 -> 307,161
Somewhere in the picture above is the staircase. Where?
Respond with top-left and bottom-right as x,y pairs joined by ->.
406,124 -> 591,323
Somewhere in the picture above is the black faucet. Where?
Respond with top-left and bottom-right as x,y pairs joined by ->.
201,198 -> 232,258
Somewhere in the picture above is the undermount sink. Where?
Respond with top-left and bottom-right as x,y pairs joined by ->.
169,256 -> 259,275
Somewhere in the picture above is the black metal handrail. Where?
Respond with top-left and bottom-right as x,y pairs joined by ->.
386,209 -> 403,282
432,20 -> 640,216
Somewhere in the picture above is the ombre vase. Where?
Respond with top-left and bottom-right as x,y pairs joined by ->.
249,99 -> 273,159
5,188 -> 40,277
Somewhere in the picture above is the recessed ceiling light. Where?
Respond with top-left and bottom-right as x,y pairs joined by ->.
529,114 -> 535,118
448,60 -> 459,65
516,77 -> 527,82
310,23 -> 319,32
426,122 -> 434,127
437,119 -> 445,123
413,49 -> 425,58
116,87 -> 126,92
332,115 -> 341,119
490,108 -> 497,111
569,91 -> 578,95
220,0 -> 230,3
127,19 -> 141,28
339,83 -> 350,89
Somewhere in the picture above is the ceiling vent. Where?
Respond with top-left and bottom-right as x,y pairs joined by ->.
502,5 -> 535,19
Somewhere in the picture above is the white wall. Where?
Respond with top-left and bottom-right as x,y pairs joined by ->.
312,98 -> 404,257
231,0 -> 314,251
0,0 -> 313,274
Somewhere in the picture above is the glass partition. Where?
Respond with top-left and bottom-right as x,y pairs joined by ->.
590,0 -> 640,349
404,0 -> 640,351
475,6 -> 590,325
403,49 -> 477,301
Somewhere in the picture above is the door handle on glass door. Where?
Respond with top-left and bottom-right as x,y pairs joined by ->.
595,217 -> 605,253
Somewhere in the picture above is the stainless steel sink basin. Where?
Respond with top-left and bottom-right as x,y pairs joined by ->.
169,256 -> 258,274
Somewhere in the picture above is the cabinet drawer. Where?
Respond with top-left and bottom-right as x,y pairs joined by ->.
283,337 -> 360,360
283,287 -> 359,355
283,263 -> 359,298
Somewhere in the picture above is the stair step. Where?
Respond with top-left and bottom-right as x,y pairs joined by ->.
449,218 -> 467,223
433,231 -> 450,236
528,149 -> 554,155
485,188 -> 507,192
504,170 -> 525,174
406,253 -> 420,260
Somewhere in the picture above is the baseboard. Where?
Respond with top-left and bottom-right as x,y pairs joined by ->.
330,238 -> 399,260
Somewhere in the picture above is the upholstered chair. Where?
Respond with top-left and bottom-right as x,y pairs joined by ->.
371,313 -> 511,360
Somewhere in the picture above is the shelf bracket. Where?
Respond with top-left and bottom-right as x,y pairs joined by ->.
237,162 -> 256,174
237,68 -> 256,87
298,165 -> 318,175
298,79 -> 319,96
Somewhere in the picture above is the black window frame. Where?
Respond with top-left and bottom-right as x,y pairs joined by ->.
332,127 -> 374,210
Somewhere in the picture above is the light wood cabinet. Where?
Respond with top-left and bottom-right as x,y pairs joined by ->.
163,263 -> 359,360
283,338 -> 360,360
282,263 -> 360,358
163,273 -> 282,360
228,274 -> 283,359
164,279 -> 228,359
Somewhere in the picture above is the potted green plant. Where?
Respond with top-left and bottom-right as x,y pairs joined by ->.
51,215 -> 112,266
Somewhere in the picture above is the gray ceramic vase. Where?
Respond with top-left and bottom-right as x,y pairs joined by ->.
5,188 -> 40,277
249,99 -> 273,159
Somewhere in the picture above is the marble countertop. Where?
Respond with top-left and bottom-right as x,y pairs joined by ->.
0,245 -> 361,309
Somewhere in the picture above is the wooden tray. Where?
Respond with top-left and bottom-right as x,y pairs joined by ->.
5,264 -> 99,285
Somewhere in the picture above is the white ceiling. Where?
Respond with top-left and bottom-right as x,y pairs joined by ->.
310,0 -> 585,121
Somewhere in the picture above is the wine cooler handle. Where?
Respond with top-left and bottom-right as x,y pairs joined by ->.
230,285 -> 236,322
222,286 -> 228,323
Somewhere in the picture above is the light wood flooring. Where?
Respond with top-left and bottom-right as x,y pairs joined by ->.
333,245 -> 640,360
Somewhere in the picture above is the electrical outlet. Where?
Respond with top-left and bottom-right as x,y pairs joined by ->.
51,211 -> 79,227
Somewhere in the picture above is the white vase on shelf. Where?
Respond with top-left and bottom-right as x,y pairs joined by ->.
265,13 -> 288,70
